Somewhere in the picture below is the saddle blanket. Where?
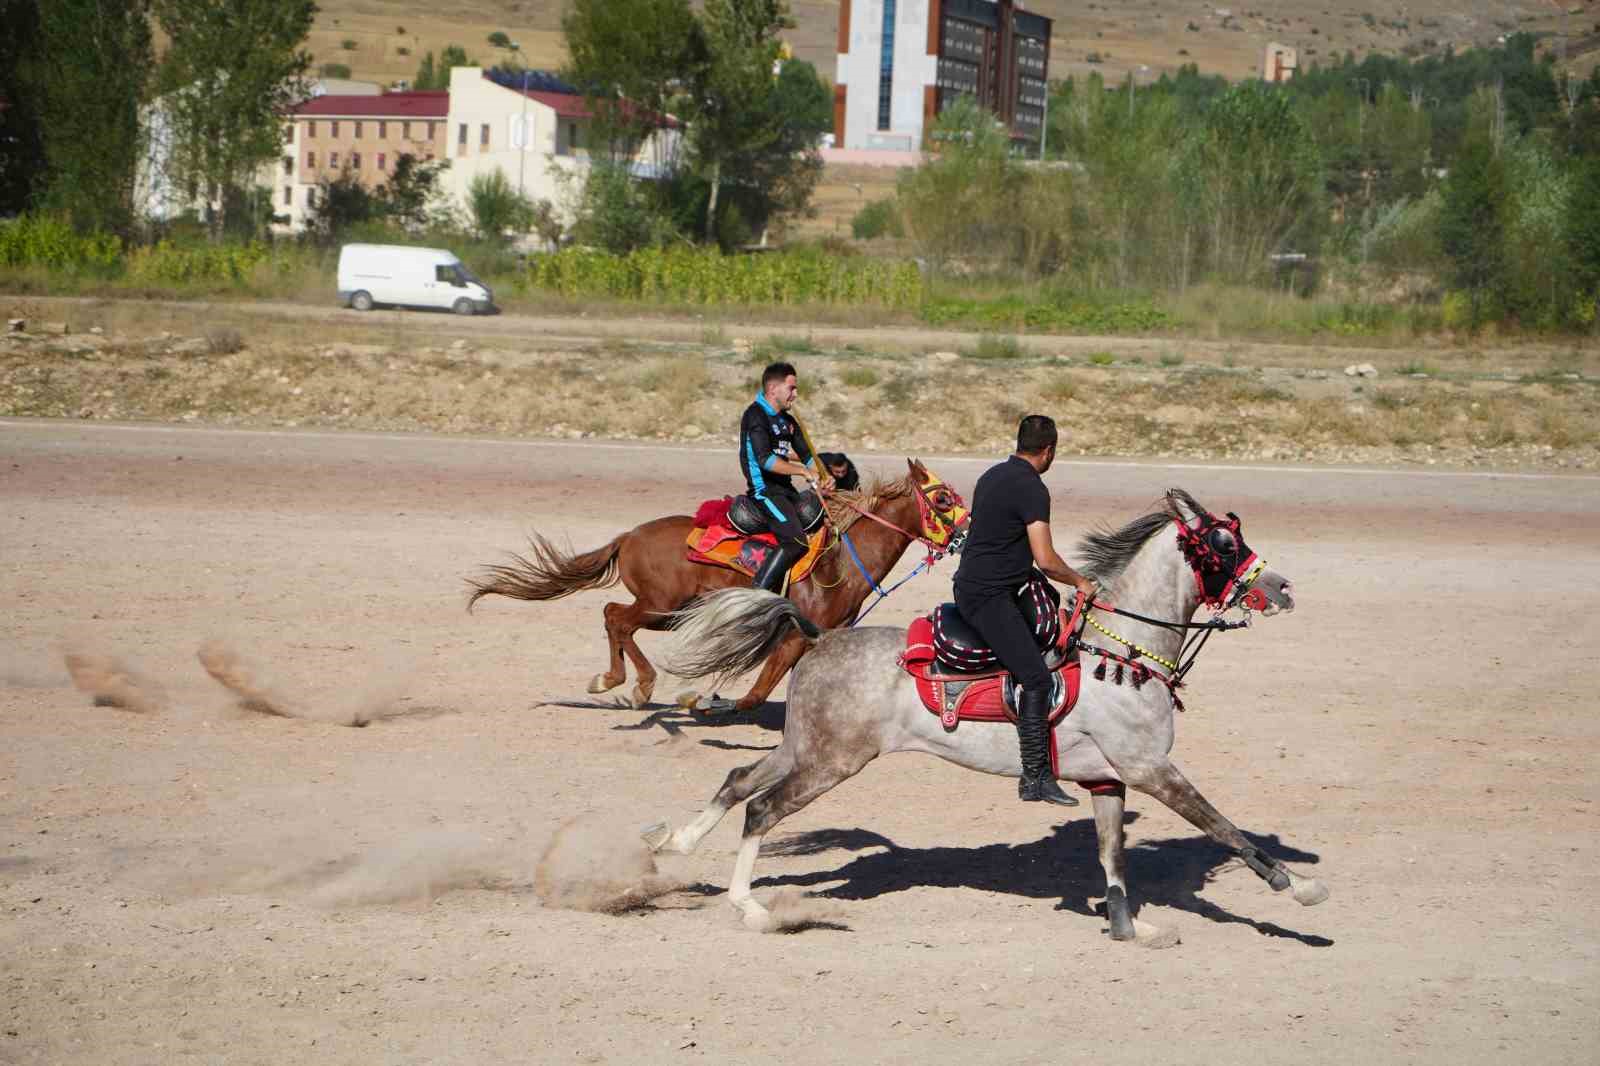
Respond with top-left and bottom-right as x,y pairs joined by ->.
684,505 -> 829,582
897,596 -> 1119,793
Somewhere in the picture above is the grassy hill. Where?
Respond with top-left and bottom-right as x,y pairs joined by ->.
308,0 -> 1600,89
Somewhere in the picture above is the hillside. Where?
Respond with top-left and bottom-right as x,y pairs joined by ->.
308,0 -> 1600,89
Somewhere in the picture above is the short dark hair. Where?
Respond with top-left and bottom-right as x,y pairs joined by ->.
1016,414 -> 1058,454
761,361 -> 797,388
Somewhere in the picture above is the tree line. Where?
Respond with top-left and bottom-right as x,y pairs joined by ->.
884,35 -> 1600,326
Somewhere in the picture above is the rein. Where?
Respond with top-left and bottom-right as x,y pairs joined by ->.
820,484 -> 964,627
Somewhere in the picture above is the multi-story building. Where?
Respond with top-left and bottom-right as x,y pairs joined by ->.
275,90 -> 450,231
834,0 -> 1052,152
267,68 -> 678,235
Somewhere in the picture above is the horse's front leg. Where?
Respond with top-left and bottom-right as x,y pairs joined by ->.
731,633 -> 809,713
1091,786 -> 1136,941
1124,759 -> 1328,907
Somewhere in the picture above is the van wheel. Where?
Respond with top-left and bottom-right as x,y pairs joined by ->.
350,290 -> 374,312
452,297 -> 475,316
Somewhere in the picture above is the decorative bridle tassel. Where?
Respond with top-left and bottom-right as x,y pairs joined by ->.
1113,662 -> 1125,685
1093,658 -> 1107,681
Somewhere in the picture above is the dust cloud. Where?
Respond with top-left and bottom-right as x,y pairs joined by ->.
535,814 -> 685,914
62,645 -> 166,713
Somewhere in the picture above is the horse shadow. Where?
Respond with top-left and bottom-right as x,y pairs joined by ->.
754,819 -> 1333,946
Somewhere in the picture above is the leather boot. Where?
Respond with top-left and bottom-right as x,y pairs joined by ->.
750,543 -> 800,595
1016,682 -> 1078,806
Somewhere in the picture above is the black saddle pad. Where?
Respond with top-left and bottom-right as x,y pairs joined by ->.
931,576 -> 1068,674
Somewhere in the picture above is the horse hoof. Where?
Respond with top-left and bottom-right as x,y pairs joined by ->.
630,685 -> 653,709
675,691 -> 700,709
1292,878 -> 1330,906
587,674 -> 617,695
735,903 -> 773,932
692,696 -> 738,717
640,820 -> 672,853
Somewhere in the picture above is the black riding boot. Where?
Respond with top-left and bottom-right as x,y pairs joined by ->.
750,543 -> 801,595
1016,682 -> 1078,806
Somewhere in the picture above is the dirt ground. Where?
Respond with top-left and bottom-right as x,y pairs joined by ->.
2,419 -> 1598,1065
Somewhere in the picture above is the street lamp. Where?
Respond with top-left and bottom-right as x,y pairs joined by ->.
509,40 -> 528,198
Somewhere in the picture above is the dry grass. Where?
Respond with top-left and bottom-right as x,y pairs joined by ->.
5,317 -> 1595,469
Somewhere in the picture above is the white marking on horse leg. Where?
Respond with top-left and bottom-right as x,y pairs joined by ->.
587,672 -> 620,694
667,803 -> 730,855
728,832 -> 771,931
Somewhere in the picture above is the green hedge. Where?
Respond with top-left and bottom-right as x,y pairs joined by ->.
0,215 -> 121,271
922,295 -> 1172,333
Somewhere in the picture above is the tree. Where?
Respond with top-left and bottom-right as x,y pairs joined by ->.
414,45 -> 474,91
466,169 -> 534,241
1182,83 -> 1323,283
688,0 -> 793,242
308,170 -> 375,243
0,0 -> 46,217
561,0 -> 703,155
373,153 -> 449,230
27,0 -> 153,234
717,58 -> 832,243
1565,156 -> 1600,328
487,31 -> 512,49
1438,137 -> 1508,322
153,0 -> 316,239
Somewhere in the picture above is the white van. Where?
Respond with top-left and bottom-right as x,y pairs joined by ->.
337,244 -> 495,315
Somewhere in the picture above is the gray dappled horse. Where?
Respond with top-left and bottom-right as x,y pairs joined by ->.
645,489 -> 1328,940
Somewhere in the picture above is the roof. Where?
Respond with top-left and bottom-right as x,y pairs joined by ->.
294,91 -> 449,118
492,75 -> 680,129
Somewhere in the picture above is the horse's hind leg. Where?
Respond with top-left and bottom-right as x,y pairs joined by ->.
727,758 -> 874,930
642,747 -> 794,856
586,601 -> 632,696
590,600 -> 660,708
1128,759 -> 1328,907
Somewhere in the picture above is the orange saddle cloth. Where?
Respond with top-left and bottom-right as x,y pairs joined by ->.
684,521 -> 829,583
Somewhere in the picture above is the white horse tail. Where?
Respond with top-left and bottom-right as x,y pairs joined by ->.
667,589 -> 820,682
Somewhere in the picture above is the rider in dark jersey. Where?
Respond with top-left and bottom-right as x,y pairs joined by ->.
953,415 -> 1102,806
739,361 -> 832,593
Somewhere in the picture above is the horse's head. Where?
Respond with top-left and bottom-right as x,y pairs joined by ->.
906,459 -> 970,554
1166,489 -> 1294,616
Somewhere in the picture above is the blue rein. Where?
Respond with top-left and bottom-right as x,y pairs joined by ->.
838,529 -> 936,627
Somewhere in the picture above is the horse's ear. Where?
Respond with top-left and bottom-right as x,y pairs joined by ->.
906,457 -> 926,478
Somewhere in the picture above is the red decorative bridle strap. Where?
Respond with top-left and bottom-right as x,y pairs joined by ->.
826,492 -> 948,556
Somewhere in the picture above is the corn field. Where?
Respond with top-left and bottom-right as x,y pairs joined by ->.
522,247 -> 924,308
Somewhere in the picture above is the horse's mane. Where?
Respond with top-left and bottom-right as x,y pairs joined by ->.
824,474 -> 911,533
1076,488 -> 1207,582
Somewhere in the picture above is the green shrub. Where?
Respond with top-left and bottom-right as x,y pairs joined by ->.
842,366 -> 880,387
963,334 -> 1024,360
0,215 -> 121,271
851,198 -> 904,240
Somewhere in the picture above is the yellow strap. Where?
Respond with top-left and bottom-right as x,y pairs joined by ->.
1084,612 -> 1180,672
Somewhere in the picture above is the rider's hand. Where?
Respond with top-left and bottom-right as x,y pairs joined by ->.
817,472 -> 835,493
1075,577 -> 1107,608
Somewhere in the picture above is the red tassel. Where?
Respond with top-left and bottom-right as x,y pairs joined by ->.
1132,664 -> 1148,689
1113,662 -> 1124,685
1094,658 -> 1107,681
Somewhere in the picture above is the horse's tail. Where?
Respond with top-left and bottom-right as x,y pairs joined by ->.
466,533 -> 623,611
666,588 -> 820,682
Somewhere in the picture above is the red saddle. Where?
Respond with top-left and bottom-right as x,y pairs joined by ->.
899,593 -> 1113,785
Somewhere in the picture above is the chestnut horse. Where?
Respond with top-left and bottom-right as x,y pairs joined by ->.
466,459 -> 969,714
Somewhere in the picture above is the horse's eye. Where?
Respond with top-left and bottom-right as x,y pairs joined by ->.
934,491 -> 953,511
1207,528 -> 1237,554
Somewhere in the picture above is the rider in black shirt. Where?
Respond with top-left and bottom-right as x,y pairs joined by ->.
739,361 -> 832,593
954,415 -> 1101,806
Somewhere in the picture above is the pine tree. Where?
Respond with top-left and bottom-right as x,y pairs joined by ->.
1438,138 -> 1509,322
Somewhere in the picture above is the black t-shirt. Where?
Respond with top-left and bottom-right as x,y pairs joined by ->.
953,455 -> 1050,601
739,396 -> 813,497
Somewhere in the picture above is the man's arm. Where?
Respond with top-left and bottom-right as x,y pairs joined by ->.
1026,521 -> 1102,603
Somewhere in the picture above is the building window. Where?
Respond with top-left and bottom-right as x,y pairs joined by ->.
403,121 -> 411,139
282,186 -> 291,205
331,120 -> 340,137
378,152 -> 387,171
352,151 -> 362,169
428,121 -> 437,140
282,156 -> 292,175
330,151 -> 339,167
378,120 -> 387,138
307,120 -> 316,138
306,150 -> 316,168
569,122 -> 579,149
457,122 -> 467,155
878,0 -> 897,131
480,123 -> 490,148
354,120 -> 363,138
307,188 -> 317,208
